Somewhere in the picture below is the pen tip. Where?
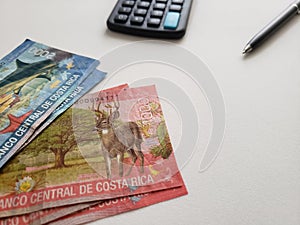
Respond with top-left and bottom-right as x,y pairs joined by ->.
242,44 -> 252,55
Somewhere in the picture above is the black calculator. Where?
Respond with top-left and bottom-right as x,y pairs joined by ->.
106,0 -> 193,39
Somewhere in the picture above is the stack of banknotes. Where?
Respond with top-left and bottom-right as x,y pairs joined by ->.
0,40 -> 187,224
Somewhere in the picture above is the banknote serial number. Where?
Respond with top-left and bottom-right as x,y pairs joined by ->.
28,47 -> 56,59
76,92 -> 115,105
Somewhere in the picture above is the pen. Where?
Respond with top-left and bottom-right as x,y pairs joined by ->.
242,0 -> 300,55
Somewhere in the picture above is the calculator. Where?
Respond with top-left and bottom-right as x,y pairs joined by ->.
106,0 -> 193,39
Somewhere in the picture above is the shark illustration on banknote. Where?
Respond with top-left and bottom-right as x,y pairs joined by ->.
0,59 -> 56,113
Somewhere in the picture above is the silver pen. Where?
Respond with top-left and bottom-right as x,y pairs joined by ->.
243,0 -> 300,55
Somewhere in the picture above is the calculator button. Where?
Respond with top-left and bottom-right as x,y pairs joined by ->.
153,3 -> 166,10
147,18 -> 161,27
172,0 -> 184,4
118,7 -> 132,14
137,1 -> 151,9
114,14 -> 129,23
169,4 -> 182,12
122,0 -> 136,7
134,9 -> 148,16
130,16 -> 144,25
156,0 -> 168,3
164,12 -> 180,29
150,10 -> 164,18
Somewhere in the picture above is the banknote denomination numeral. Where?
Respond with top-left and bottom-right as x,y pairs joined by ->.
138,97 -> 153,125
28,47 -> 56,59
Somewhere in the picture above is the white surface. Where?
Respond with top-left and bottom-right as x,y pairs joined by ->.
1,0 -> 300,225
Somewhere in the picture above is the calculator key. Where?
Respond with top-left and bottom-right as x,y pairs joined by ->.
134,9 -> 148,16
114,14 -> 128,23
164,12 -> 180,29
122,0 -> 135,7
147,18 -> 161,27
118,7 -> 132,14
150,10 -> 164,18
137,1 -> 151,9
172,0 -> 184,4
153,3 -> 166,10
169,4 -> 182,12
130,16 -> 144,25
156,0 -> 168,3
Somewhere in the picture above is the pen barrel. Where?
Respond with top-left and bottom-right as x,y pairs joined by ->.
249,3 -> 299,49
296,0 -> 300,13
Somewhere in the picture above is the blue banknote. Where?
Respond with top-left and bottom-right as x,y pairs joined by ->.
0,39 -> 101,168
23,69 -> 106,146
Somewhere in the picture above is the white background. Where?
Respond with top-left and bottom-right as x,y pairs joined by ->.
0,0 -> 300,225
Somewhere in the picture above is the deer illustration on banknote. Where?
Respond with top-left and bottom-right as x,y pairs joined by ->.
91,95 -> 144,179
